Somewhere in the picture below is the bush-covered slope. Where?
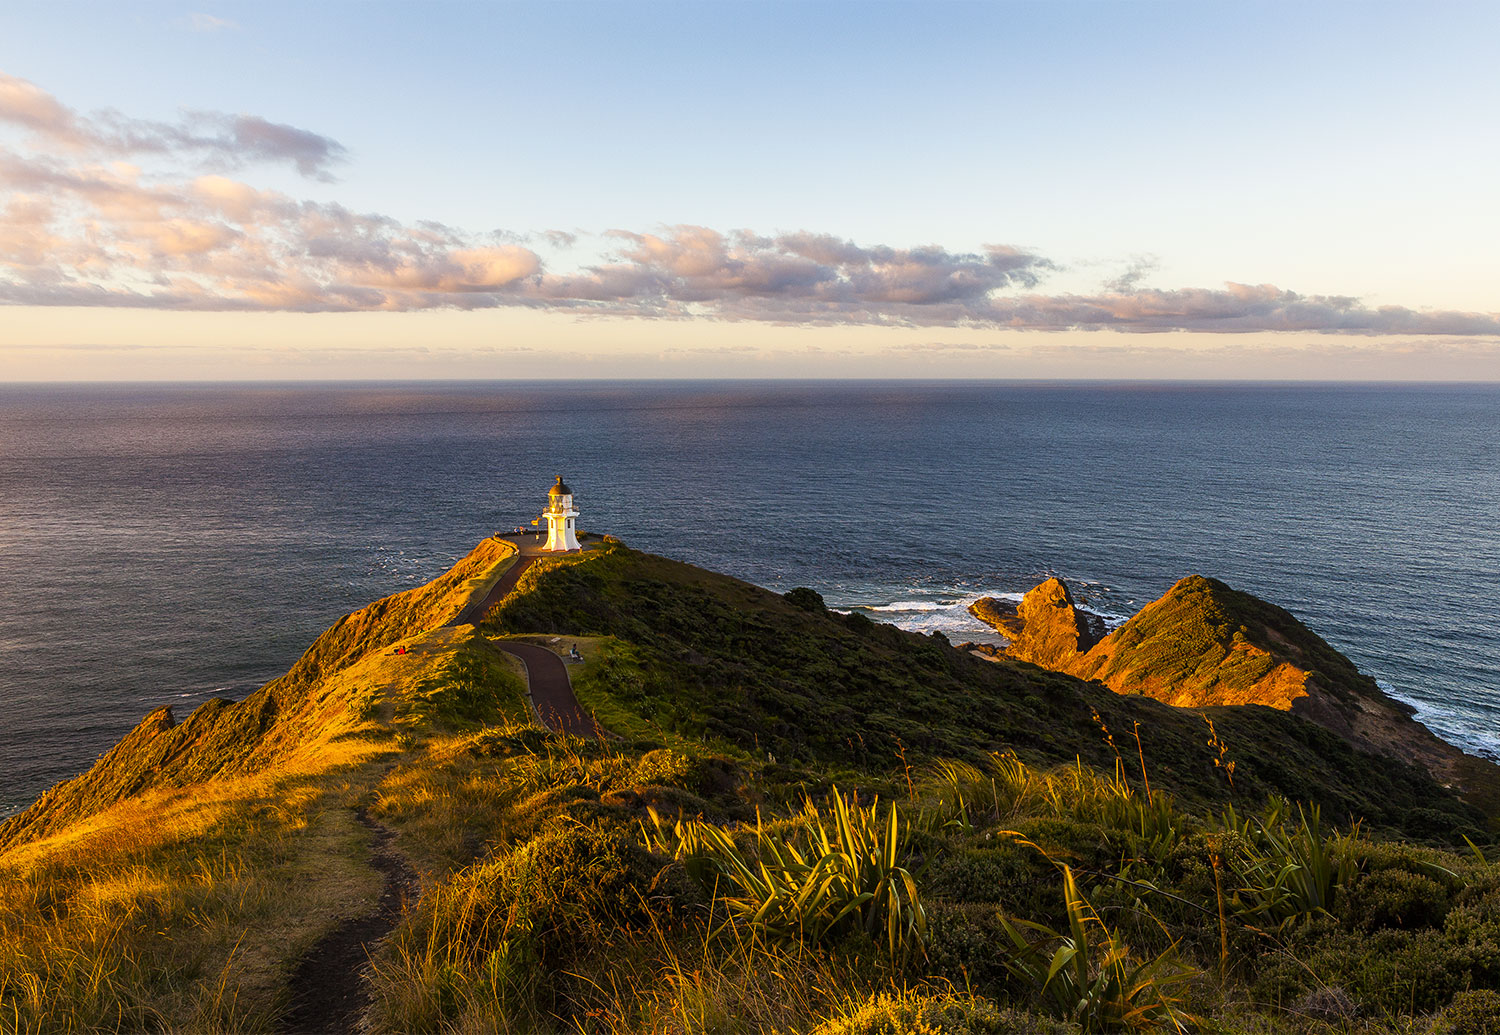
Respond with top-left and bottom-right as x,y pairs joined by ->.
483,543 -> 1487,840
972,574 -> 1500,817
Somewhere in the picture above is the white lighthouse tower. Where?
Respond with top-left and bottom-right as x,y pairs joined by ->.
542,476 -> 582,552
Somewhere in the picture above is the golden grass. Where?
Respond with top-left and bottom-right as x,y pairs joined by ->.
0,739 -> 392,1033
0,537 -> 527,1035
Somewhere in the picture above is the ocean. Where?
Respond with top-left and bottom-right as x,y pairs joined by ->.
2,380 -> 1497,818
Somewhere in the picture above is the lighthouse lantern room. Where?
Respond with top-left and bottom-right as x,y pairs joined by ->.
543,476 -> 582,552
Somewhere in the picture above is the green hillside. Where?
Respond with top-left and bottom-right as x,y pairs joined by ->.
2,537 -> 1497,1035
483,542 -> 1485,839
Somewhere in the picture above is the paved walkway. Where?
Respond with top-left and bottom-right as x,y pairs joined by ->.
491,639 -> 598,738
449,533 -> 600,738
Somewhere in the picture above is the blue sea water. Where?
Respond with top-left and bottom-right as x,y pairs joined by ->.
2,380 -> 1497,819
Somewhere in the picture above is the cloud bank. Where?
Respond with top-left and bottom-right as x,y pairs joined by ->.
2,72 -> 1497,335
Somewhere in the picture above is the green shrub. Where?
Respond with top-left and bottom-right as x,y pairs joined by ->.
1344,867 -> 1450,931
415,825 -> 692,967
505,825 -> 700,950
628,748 -> 741,806
1439,988 -> 1500,1034
1251,919 -> 1485,1017
923,902 -> 1014,996
632,748 -> 696,786
924,842 -> 1044,906
785,587 -> 827,612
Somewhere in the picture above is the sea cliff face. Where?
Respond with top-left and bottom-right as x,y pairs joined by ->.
969,574 -> 1500,813
0,536 -> 519,852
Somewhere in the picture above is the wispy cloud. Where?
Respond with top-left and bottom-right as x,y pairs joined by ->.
2,72 -> 1497,335
532,227 -> 1052,323
187,13 -> 242,33
0,72 -> 345,180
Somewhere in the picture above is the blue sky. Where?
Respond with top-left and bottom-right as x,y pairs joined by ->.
2,1 -> 1498,378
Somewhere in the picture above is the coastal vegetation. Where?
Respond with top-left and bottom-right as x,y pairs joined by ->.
2,538 -> 1498,1033
968,573 -> 1500,816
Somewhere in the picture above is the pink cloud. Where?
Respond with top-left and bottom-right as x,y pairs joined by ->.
0,71 -> 346,180
2,72 -> 1497,335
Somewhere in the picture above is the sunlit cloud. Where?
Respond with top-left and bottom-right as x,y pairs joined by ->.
0,71 -> 345,180
2,72 -> 1498,335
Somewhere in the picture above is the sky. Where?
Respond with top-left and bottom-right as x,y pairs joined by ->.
1,0 -> 1498,380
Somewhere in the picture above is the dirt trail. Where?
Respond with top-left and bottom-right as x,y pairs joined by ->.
279,807 -> 417,1035
277,539 -> 577,1031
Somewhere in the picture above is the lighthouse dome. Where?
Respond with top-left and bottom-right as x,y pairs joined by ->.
548,476 -> 572,496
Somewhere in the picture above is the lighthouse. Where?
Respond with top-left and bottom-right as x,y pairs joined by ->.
542,476 -> 582,552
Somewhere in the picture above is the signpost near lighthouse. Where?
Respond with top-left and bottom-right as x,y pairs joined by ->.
542,476 -> 582,552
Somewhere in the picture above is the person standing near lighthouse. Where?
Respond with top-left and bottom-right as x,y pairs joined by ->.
543,476 -> 582,552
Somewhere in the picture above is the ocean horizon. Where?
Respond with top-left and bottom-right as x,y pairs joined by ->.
3,379 -> 1497,818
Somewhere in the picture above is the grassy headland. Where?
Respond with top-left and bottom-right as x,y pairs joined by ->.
969,574 -> 1500,817
2,537 -> 1498,1034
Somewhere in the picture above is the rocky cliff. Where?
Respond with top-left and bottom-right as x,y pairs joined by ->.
970,574 -> 1500,813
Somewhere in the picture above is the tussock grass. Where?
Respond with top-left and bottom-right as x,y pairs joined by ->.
0,745 -> 389,1033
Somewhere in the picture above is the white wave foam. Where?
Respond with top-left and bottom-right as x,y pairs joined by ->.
1378,679 -> 1500,761
1077,605 -> 1132,630
865,601 -> 947,612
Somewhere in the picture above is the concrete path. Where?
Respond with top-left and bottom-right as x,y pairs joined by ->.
448,540 -> 538,627
449,534 -> 600,738
492,639 -> 598,738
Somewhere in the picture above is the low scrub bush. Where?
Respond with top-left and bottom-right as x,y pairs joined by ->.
1439,988 -> 1500,1034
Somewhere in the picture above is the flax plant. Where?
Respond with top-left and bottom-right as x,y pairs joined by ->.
1216,800 -> 1365,928
1000,866 -> 1196,1033
643,787 -> 927,961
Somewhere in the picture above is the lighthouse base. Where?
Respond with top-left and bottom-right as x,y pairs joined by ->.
544,515 -> 581,551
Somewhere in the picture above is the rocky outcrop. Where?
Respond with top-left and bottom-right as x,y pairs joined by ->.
970,574 -> 1500,814
968,580 -> 1106,666
967,597 -> 1022,640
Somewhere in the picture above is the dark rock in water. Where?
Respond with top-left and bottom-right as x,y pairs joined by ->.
967,597 -> 1022,639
